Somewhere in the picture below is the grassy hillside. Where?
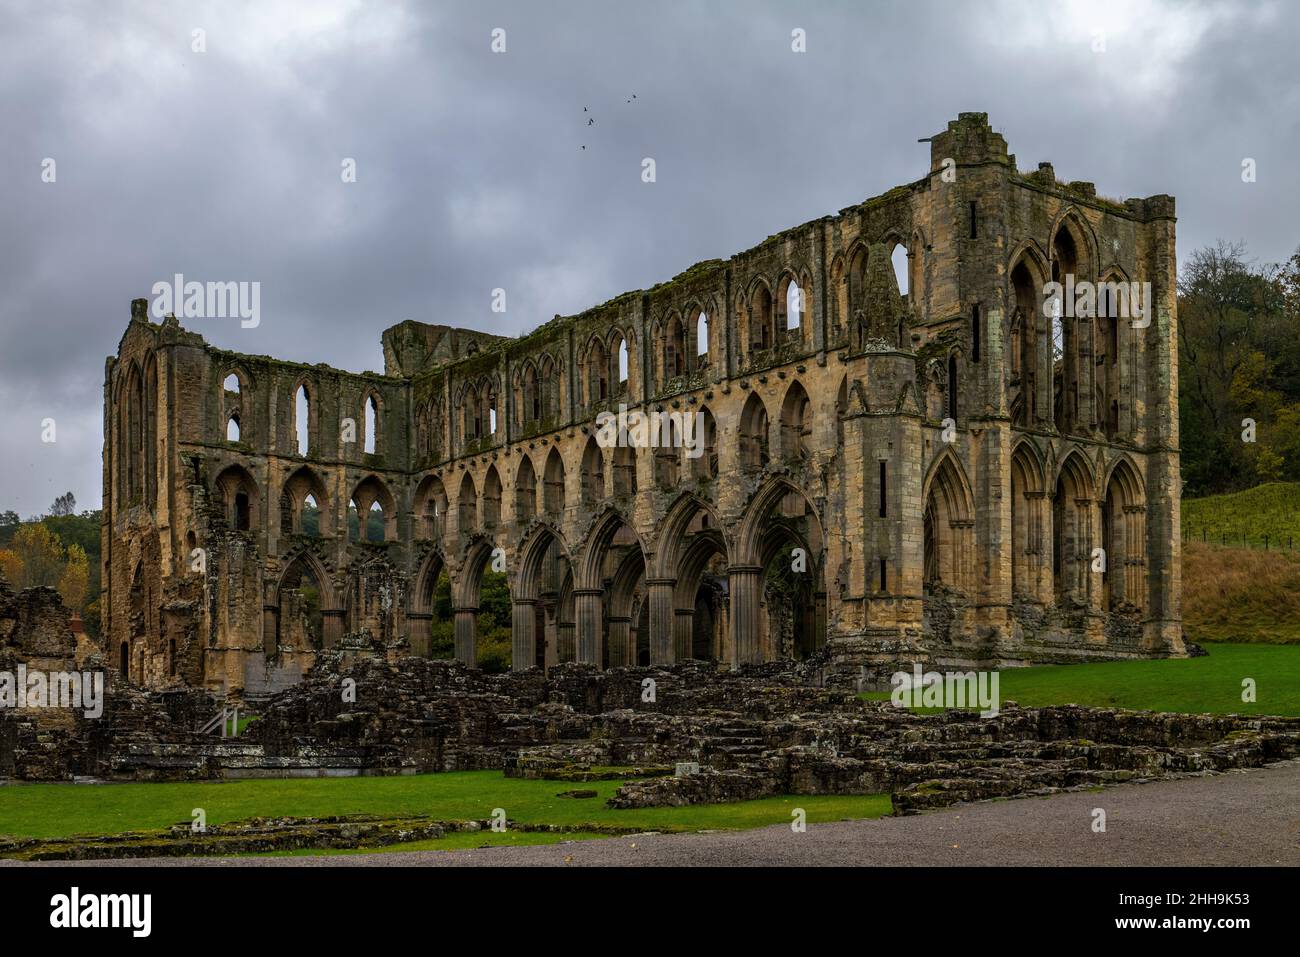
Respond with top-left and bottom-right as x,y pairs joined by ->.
1181,481 -> 1300,549
1183,541 -> 1300,643
1181,482 -> 1300,643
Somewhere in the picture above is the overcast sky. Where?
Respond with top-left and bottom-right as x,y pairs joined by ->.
1,0 -> 1296,518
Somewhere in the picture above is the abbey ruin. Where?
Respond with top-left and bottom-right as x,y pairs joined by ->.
99,113 -> 1183,698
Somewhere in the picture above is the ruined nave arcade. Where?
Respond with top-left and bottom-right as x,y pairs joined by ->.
100,113 -> 1182,696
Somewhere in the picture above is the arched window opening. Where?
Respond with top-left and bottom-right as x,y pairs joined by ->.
528,367 -> 542,423
364,394 -> 379,454
696,312 -> 709,361
1051,226 -> 1082,431
539,357 -> 556,422
544,448 -> 565,515
923,458 -> 974,591
739,392 -> 770,470
516,457 -> 537,522
655,420 -> 679,488
616,338 -> 629,390
483,467 -> 502,528
613,446 -> 637,497
780,383 -> 812,461
891,244 -> 909,297
295,385 -> 310,456
587,339 -> 609,404
666,315 -> 685,379
1010,260 -> 1038,427
750,285 -> 773,352
226,414 -> 241,442
223,373 -> 240,393
463,384 -> 480,442
694,408 -> 718,479
458,474 -> 477,531
582,438 -> 605,502
301,494 -> 320,536
785,280 -> 803,332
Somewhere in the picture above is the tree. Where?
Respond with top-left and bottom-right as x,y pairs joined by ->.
0,549 -> 22,587
50,492 -> 77,517
0,510 -> 19,548
58,544 -> 89,611
1177,241 -> 1295,494
5,523 -> 65,589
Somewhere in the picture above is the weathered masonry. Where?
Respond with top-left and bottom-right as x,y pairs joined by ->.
100,113 -> 1182,696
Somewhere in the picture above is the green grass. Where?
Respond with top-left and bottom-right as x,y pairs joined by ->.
863,642 -> 1300,716
0,771 -> 891,843
254,830 -> 617,856
1182,481 -> 1300,550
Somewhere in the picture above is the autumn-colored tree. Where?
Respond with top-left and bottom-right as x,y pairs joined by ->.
6,523 -> 65,589
0,549 -> 22,587
58,543 -> 89,611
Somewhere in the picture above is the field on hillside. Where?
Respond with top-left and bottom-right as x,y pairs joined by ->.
1181,481 -> 1300,549
1183,541 -> 1300,643
1181,482 -> 1300,643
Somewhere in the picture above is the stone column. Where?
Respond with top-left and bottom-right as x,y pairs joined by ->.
511,598 -> 538,671
453,606 -> 477,666
406,611 -> 431,657
557,620 -> 576,663
728,565 -> 763,668
543,601 -> 559,669
574,588 -> 603,665
607,616 -> 631,668
1037,307 -> 1054,429
322,609 -> 345,649
262,604 -> 278,656
674,608 -> 694,660
1082,498 -> 1101,613
647,580 -> 676,665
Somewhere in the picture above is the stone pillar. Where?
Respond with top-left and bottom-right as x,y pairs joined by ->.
453,607 -> 477,666
728,565 -> 763,668
607,616 -> 631,668
511,598 -> 538,671
322,609 -> 345,649
574,588 -> 603,665
557,620 -> 576,662
406,611 -> 431,657
647,580 -> 676,665
674,608 -> 694,660
262,604 -> 278,656
543,602 -> 559,669
1037,307 -> 1054,430
1082,497 -> 1101,613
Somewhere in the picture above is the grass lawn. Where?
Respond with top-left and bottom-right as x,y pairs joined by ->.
0,772 -> 892,844
863,642 -> 1300,716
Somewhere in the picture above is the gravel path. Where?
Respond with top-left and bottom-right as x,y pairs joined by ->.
31,759 -> 1300,867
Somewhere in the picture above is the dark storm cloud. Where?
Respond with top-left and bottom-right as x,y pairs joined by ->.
1,0 -> 1296,516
